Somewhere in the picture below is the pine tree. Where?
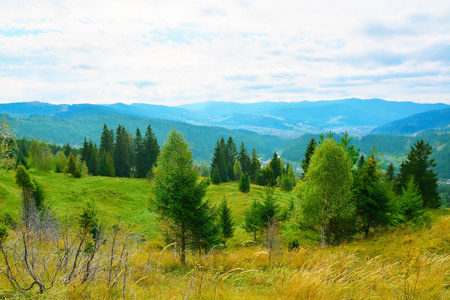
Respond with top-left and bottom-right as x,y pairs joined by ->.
238,142 -> 251,174
142,125 -> 159,178
269,152 -> 282,181
385,163 -> 395,182
103,152 -> 115,177
210,138 -> 228,182
99,124 -> 114,155
354,151 -> 392,237
301,137 -> 316,178
357,154 -> 366,169
226,137 -> 238,180
239,173 -> 250,193
219,198 -> 234,239
152,129 -> 217,264
67,152 -> 78,176
212,167 -> 221,185
243,199 -> 263,241
113,125 -> 130,177
249,148 -> 261,183
398,177 -> 425,223
135,127 -> 146,178
396,139 -> 440,208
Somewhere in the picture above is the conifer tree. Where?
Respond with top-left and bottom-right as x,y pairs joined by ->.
210,138 -> 228,182
99,124 -> 114,155
211,166 -> 221,185
357,154 -> 366,169
398,177 -> 425,223
135,127 -> 146,178
102,152 -> 115,177
113,125 -> 130,177
239,173 -> 250,193
385,163 -> 395,182
301,137 -> 316,178
142,125 -> 159,178
243,199 -> 263,240
396,139 -> 440,208
226,137 -> 238,180
249,148 -> 261,183
238,142 -> 251,174
269,152 -> 282,181
219,198 -> 234,239
354,151 -> 392,237
67,152 -> 78,176
152,129 -> 217,264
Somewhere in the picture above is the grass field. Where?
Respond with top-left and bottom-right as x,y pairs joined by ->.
1,170 -> 449,299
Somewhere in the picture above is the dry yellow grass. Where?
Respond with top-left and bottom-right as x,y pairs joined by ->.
0,215 -> 449,299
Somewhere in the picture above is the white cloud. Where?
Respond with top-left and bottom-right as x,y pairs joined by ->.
0,0 -> 449,104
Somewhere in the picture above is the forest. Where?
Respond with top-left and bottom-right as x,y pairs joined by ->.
0,115 -> 449,299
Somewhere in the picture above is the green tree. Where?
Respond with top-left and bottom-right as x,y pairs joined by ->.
0,115 -> 15,169
243,199 -> 263,241
397,177 -> 425,224
219,198 -> 234,239
357,154 -> 366,169
67,152 -> 78,176
113,125 -> 130,177
269,152 -> 282,182
99,124 -> 114,155
249,148 -> 261,183
55,151 -> 67,173
301,137 -> 316,178
211,167 -> 221,185
233,160 -> 242,181
298,138 -> 354,248
226,137 -> 238,180
134,127 -> 145,177
29,140 -> 53,172
141,125 -> 159,178
99,152 -> 115,177
396,139 -> 440,208
211,138 -> 228,182
354,151 -> 392,237
238,142 -> 251,174
385,163 -> 395,182
239,173 -> 250,193
152,129 -> 216,264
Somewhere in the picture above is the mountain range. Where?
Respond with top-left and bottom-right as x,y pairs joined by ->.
1,99 -> 450,178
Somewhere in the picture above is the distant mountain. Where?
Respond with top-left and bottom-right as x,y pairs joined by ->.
2,99 -> 447,138
372,108 -> 450,135
3,106 -> 286,162
179,98 -> 449,136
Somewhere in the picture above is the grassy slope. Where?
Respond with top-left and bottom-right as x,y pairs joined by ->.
1,170 -> 449,299
0,170 -> 293,242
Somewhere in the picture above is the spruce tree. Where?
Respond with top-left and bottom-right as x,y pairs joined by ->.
243,199 -> 263,240
103,152 -> 115,177
113,125 -> 130,177
135,127 -> 146,178
239,173 -> 250,193
357,154 -> 366,169
354,151 -> 392,237
67,152 -> 77,176
301,137 -> 316,178
238,142 -> 251,174
99,124 -> 114,155
396,139 -> 440,208
385,163 -> 395,182
212,167 -> 221,185
269,152 -> 282,181
219,198 -> 234,239
142,125 -> 159,178
249,148 -> 261,183
152,129 -> 217,264
210,138 -> 228,182
226,137 -> 238,180
398,177 -> 425,223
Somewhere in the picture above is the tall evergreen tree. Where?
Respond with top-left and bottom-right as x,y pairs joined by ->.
99,124 -> 114,155
249,148 -> 261,183
226,137 -> 238,180
357,154 -> 366,169
396,139 -> 440,208
269,152 -> 282,181
135,127 -> 146,178
301,137 -> 316,178
67,152 -> 78,176
152,129 -> 218,264
239,173 -> 251,193
398,177 -> 425,223
210,138 -> 228,182
113,125 -> 130,177
219,198 -> 234,239
142,125 -> 159,178
238,142 -> 251,174
354,151 -> 392,237
385,163 -> 395,182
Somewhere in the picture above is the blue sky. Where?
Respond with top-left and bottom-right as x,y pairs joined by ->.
0,0 -> 449,105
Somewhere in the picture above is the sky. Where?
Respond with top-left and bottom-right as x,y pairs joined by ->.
0,0 -> 450,105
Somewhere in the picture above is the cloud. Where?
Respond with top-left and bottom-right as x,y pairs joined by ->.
0,0 -> 449,105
